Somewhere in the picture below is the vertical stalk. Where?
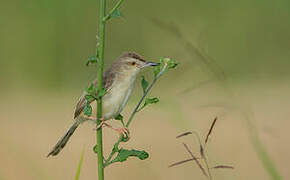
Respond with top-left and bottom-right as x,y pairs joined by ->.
96,0 -> 106,179
104,64 -> 169,166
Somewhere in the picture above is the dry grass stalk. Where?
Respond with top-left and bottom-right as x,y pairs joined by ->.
168,158 -> 198,168
212,165 -> 234,169
176,131 -> 192,138
183,143 -> 208,177
205,117 -> 217,144
170,117 -> 234,180
199,144 -> 205,159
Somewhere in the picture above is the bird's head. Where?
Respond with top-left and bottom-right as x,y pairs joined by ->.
115,52 -> 159,75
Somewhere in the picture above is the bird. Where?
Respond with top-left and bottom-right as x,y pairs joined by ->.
47,52 -> 159,157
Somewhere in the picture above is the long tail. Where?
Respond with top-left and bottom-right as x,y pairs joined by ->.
47,121 -> 80,157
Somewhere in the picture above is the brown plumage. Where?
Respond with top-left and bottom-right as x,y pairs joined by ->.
73,71 -> 115,119
47,52 -> 158,157
120,52 -> 146,62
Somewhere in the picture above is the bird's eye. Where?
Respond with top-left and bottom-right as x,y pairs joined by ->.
131,62 -> 136,66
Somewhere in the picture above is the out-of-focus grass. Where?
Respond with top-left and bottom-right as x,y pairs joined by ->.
74,149 -> 85,180
151,16 -> 282,179
246,116 -> 282,180
252,133 -> 282,180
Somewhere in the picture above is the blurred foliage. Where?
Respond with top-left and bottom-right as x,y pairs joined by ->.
1,0 -> 290,93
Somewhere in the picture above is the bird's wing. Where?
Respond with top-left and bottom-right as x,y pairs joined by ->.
73,71 -> 115,119
73,92 -> 87,119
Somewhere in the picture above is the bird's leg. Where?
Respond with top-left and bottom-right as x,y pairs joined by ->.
96,117 -> 106,129
93,122 -> 130,139
87,115 -> 129,139
83,116 -> 107,129
83,116 -> 98,123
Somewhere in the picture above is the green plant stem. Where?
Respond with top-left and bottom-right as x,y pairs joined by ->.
96,0 -> 106,179
103,0 -> 124,21
126,77 -> 158,126
104,64 -> 168,166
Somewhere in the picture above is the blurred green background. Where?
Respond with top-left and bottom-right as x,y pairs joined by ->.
1,0 -> 290,179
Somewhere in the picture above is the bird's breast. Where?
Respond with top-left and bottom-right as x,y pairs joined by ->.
102,78 -> 135,120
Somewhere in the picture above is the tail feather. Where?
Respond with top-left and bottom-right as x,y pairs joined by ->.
47,121 -> 80,157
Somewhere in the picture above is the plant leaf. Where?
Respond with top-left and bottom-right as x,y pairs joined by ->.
141,76 -> 149,93
84,104 -> 92,116
153,57 -> 179,77
86,55 -> 98,66
161,57 -> 179,69
85,83 -> 97,96
112,144 -> 119,154
111,148 -> 149,163
153,63 -> 161,77
93,144 -> 98,153
144,97 -> 159,107
111,9 -> 122,18
115,114 -> 125,126
167,58 -> 179,69
85,94 -> 95,103
138,97 -> 159,112
115,114 -> 123,121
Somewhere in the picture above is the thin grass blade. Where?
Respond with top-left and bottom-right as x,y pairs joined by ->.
169,158 -> 197,168
183,143 -> 208,177
212,165 -> 234,169
176,131 -> 192,138
75,149 -> 85,180
205,117 -> 217,144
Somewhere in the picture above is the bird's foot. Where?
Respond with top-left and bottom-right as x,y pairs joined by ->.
116,127 -> 130,139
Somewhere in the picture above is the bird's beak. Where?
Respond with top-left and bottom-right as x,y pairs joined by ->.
141,61 -> 160,68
